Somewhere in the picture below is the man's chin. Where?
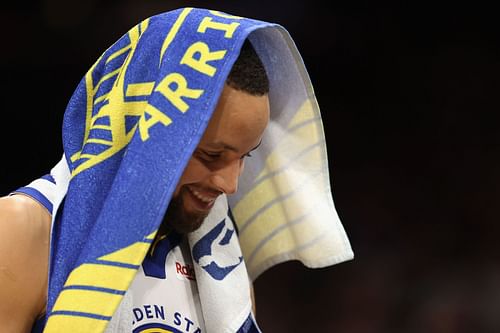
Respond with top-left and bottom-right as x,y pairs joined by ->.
170,210 -> 208,234
161,186 -> 212,234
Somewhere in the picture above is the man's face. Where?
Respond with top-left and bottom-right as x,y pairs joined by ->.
163,84 -> 270,234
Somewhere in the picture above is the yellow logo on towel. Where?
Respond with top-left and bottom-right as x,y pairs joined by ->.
69,8 -> 242,178
69,18 -> 153,177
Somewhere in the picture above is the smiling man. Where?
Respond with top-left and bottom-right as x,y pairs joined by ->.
0,37 -> 269,332
0,7 -> 353,333
166,80 -> 269,235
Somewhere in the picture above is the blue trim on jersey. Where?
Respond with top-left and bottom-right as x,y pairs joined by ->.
142,231 -> 182,279
41,174 -> 56,184
237,313 -> 261,333
63,285 -> 127,295
15,186 -> 53,213
31,316 -> 46,333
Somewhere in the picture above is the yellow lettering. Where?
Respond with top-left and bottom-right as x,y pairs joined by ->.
126,82 -> 155,97
197,17 -> 240,38
155,73 -> 204,113
180,42 -> 227,77
139,104 -> 172,141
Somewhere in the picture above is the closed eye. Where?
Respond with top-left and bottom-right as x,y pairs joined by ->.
205,152 -> 221,158
196,150 -> 221,162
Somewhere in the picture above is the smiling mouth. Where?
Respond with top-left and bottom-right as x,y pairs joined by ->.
187,186 -> 219,210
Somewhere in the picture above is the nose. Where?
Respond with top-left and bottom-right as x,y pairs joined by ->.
210,159 -> 242,195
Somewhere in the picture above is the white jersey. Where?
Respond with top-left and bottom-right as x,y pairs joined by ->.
130,232 -> 206,333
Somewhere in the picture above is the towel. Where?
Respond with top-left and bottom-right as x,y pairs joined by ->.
229,24 -> 354,280
189,194 -> 256,333
18,7 -> 353,333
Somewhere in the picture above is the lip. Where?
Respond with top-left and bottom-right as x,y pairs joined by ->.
186,186 -> 218,211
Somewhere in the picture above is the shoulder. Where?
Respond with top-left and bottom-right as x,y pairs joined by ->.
0,192 -> 51,217
0,194 -> 49,221
0,195 -> 51,248
0,194 -> 51,331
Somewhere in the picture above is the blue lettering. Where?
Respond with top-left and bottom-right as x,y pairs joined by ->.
133,304 -> 167,323
133,308 -> 144,322
154,304 -> 165,320
185,317 -> 194,331
174,312 -> 182,325
194,329 -> 202,333
144,304 -> 153,319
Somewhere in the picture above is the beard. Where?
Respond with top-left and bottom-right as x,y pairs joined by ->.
160,185 -> 209,234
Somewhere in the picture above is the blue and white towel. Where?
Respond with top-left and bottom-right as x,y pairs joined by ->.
15,7 -> 353,333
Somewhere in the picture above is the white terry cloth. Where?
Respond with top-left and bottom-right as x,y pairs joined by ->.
188,194 -> 254,333
229,27 -> 354,281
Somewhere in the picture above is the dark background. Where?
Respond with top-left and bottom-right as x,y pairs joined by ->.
2,1 -> 499,332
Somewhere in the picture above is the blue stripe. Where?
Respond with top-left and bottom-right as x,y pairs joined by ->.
93,260 -> 140,270
63,285 -> 126,295
15,187 -> 53,213
41,174 -> 56,184
49,311 -> 111,321
237,313 -> 262,333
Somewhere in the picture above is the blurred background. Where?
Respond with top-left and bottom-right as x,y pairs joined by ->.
1,1 -> 499,332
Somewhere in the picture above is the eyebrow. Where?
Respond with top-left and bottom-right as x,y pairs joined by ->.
207,140 -> 262,153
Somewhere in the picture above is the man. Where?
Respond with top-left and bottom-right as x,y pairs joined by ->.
1,38 -> 268,333
0,7 -> 353,333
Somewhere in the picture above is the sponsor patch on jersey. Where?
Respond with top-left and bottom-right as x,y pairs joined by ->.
175,261 -> 196,281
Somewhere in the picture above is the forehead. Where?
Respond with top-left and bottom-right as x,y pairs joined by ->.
199,85 -> 270,152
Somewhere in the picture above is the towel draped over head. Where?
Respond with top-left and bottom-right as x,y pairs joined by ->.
33,7 -> 353,332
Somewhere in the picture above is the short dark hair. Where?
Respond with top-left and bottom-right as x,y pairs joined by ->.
226,39 -> 269,96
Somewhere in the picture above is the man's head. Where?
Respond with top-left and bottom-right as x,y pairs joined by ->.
163,40 -> 270,234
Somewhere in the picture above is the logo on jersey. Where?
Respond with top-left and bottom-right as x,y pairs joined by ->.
133,322 -> 182,333
191,217 -> 243,280
175,261 -> 196,281
133,307 -> 202,333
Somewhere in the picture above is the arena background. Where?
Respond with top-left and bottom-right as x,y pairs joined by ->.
1,1 -> 499,332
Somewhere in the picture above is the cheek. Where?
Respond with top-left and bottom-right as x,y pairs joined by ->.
173,158 -> 208,195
